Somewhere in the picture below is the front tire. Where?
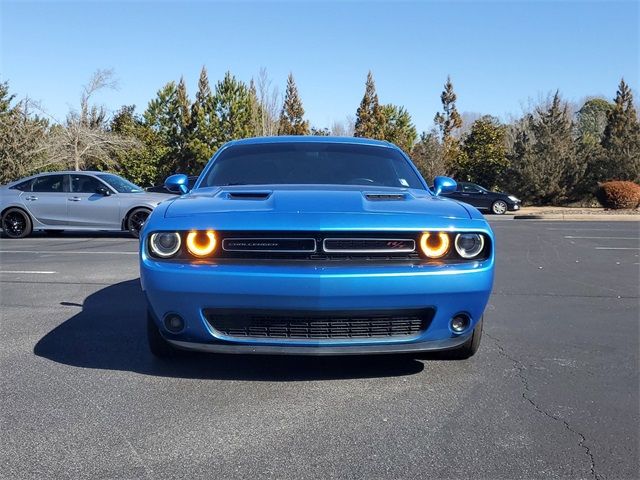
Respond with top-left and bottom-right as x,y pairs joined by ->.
491,200 -> 508,215
448,318 -> 483,359
1,208 -> 33,238
126,208 -> 151,238
147,311 -> 177,358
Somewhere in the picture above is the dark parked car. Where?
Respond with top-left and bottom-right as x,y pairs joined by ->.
146,176 -> 198,195
442,182 -> 521,215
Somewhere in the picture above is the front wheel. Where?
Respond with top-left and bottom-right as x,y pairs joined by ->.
491,200 -> 508,215
126,208 -> 150,238
447,317 -> 483,359
1,208 -> 33,238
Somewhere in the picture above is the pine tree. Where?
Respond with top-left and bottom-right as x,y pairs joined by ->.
248,79 -> 263,137
175,77 -> 192,168
456,116 -> 508,189
213,71 -> 255,144
144,78 -> 193,174
0,81 -> 49,183
354,71 -> 384,139
434,76 -> 463,169
506,92 -> 579,204
310,126 -> 331,136
379,104 -> 417,153
0,81 -> 16,114
111,105 -> 167,185
278,73 -> 309,135
189,66 -> 218,168
434,76 -> 462,141
576,98 -> 612,146
600,79 -> 640,181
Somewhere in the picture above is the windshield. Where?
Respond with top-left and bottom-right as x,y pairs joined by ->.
200,143 -> 425,189
96,173 -> 144,193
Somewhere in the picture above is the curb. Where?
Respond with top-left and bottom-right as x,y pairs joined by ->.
513,214 -> 640,221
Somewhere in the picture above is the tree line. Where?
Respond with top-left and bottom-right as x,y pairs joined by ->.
1,67 -> 638,205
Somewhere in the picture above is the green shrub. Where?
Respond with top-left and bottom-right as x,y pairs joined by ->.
595,181 -> 640,209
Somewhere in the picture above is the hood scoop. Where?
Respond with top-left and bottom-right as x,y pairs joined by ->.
225,191 -> 272,200
365,193 -> 407,201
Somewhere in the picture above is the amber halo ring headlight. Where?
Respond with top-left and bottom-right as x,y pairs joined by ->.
149,232 -> 181,258
186,230 -> 217,257
454,233 -> 485,259
419,232 -> 450,258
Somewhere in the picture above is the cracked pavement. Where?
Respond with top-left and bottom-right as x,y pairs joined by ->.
1,220 -> 638,479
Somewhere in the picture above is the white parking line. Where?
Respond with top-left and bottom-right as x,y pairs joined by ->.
0,250 -> 137,255
565,236 -> 639,240
0,270 -> 57,274
548,227 -> 639,231
595,247 -> 640,250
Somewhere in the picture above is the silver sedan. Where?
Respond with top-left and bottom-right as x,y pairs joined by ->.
0,171 -> 174,238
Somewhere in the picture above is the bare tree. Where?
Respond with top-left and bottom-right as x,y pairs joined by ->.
45,69 -> 136,170
411,129 -> 446,182
331,121 -> 347,137
0,97 -> 53,183
256,67 -> 280,136
331,115 -> 355,137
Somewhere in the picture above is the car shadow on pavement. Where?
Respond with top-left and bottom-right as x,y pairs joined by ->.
34,279 -> 426,381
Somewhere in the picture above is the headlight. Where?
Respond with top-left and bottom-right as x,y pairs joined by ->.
454,233 -> 485,259
149,232 -> 181,258
186,230 -> 217,257
508,195 -> 520,202
419,232 -> 450,258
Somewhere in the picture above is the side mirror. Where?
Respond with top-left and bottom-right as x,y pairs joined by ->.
96,185 -> 111,196
433,176 -> 457,196
165,174 -> 189,194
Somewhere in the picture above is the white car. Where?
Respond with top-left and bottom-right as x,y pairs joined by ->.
0,171 -> 173,238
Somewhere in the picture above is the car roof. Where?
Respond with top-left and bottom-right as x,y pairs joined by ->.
225,135 -> 394,148
38,171 -> 107,175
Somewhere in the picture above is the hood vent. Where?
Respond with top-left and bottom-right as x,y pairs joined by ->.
226,191 -> 271,200
365,193 -> 406,201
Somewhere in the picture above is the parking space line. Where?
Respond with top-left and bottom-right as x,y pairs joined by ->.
0,270 -> 57,274
565,236 -> 638,240
0,250 -> 137,255
595,247 -> 640,250
547,227 -> 639,231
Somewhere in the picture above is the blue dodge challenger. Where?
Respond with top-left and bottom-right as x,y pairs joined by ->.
140,136 -> 494,359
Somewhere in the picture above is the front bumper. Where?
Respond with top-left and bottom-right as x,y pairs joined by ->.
141,253 -> 494,355
166,333 -> 472,355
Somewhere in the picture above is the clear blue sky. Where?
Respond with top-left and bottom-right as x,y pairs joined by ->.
1,1 -> 638,131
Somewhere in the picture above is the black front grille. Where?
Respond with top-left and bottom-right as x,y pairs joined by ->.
204,309 -> 433,340
214,231 -> 420,261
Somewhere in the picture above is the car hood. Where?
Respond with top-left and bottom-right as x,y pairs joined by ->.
164,185 -> 472,223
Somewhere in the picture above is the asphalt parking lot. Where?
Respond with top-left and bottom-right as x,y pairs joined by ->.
1,220 -> 638,480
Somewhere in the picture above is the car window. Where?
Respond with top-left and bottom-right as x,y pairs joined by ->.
95,173 -> 144,193
31,175 -> 66,193
201,143 -> 425,189
463,184 -> 482,193
10,179 -> 33,191
70,174 -> 104,193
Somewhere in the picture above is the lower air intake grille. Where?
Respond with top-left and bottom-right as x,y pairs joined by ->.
204,309 -> 433,340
